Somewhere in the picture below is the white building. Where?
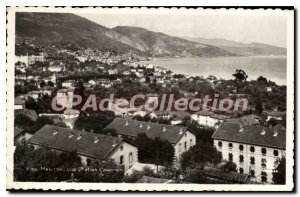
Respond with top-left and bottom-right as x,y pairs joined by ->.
106,118 -> 196,161
212,122 -> 286,184
28,125 -> 138,172
56,89 -> 74,108
191,112 -> 228,127
62,80 -> 75,88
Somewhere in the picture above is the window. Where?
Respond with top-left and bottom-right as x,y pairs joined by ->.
185,133 -> 187,137
250,156 -> 255,165
261,171 -> 267,182
228,143 -> 233,149
129,152 -> 133,162
239,144 -> 244,151
190,139 -> 193,146
239,167 -> 244,174
250,146 -> 255,153
218,141 -> 222,147
184,142 -> 187,150
261,147 -> 267,155
228,153 -> 233,161
86,158 -> 91,166
120,145 -> 124,151
250,170 -> 255,176
120,155 -> 124,164
273,150 -> 279,157
261,158 -> 267,168
239,155 -> 244,163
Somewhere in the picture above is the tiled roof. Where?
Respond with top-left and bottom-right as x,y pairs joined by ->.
28,125 -> 126,159
204,169 -> 249,183
212,122 -> 286,149
15,109 -> 38,121
15,96 -> 25,105
14,127 -> 24,138
266,111 -> 286,117
105,118 -> 189,144
194,111 -> 213,116
211,114 -> 230,120
226,115 -> 259,126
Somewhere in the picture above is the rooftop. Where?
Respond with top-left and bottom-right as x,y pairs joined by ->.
226,115 -> 260,126
14,127 -> 24,138
28,125 -> 126,160
212,122 -> 286,149
105,118 -> 189,144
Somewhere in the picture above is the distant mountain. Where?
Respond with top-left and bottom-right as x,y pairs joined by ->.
16,13 -> 238,57
183,37 -> 287,56
112,26 -> 237,57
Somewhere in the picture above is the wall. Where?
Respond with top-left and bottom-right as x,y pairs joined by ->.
174,131 -> 196,160
214,139 -> 285,184
109,141 -> 138,173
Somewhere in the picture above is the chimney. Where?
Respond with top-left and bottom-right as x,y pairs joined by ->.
239,123 -> 243,132
94,136 -> 99,143
77,133 -> 82,140
179,128 -> 184,135
273,130 -> 278,137
139,123 -> 143,128
162,126 -> 167,132
125,120 -> 129,126
261,129 -> 266,135
147,124 -> 151,130
53,129 -> 58,135
68,132 -> 74,138
112,139 -> 118,147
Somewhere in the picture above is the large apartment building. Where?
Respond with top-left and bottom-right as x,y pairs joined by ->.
212,122 -> 286,183
105,118 -> 196,161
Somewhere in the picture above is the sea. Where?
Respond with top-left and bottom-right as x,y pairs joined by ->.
137,56 -> 287,86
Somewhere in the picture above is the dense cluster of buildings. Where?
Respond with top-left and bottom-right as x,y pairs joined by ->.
13,45 -> 286,184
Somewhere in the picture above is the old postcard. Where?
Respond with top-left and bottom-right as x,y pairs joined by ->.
6,7 -> 294,191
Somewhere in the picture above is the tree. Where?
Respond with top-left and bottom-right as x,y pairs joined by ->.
47,81 -> 54,87
40,80 -> 46,88
15,114 -> 35,130
273,157 -> 286,184
222,161 -> 237,172
254,97 -> 263,114
134,133 -> 175,166
180,144 -> 222,172
33,116 -> 54,133
185,169 -> 207,183
123,166 -> 156,183
232,69 -> 248,81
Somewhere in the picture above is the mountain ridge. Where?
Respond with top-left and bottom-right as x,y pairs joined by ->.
15,13 -> 238,57
183,36 -> 287,56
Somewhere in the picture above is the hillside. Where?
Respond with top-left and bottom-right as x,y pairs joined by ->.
183,37 -> 287,56
16,12 -> 142,54
16,13 -> 237,57
113,26 -> 237,57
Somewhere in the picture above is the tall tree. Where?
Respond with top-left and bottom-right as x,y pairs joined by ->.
273,157 -> 286,184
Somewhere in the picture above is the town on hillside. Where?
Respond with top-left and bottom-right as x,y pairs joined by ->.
13,39 -> 287,185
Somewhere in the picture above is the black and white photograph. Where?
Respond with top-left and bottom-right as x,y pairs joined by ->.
6,7 -> 294,191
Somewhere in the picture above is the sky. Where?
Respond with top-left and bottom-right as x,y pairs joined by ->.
76,13 -> 287,48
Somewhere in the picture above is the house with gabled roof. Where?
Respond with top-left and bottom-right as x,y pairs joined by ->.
28,125 -> 138,172
212,122 -> 286,184
105,118 -> 196,161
